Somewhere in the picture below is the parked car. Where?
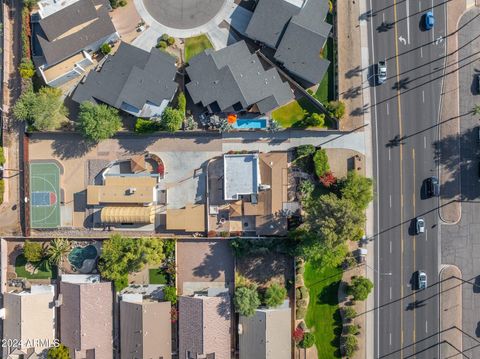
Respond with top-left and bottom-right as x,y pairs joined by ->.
416,217 -> 425,234
377,60 -> 387,84
418,271 -> 428,290
424,11 -> 435,30
426,176 -> 440,197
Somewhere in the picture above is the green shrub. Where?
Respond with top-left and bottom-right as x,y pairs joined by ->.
296,265 -> 305,275
296,307 -> 306,319
109,0 -> 119,8
296,299 -> 307,308
300,113 -> 325,128
119,0 -> 127,6
177,92 -> 186,114
0,179 -> 4,205
327,100 -> 346,119
114,275 -> 128,291
23,240 -> 45,263
167,36 -> 175,46
346,324 -> 360,335
295,274 -> 303,284
0,146 -> 5,164
343,334 -> 358,357
47,344 -> 70,359
296,288 -> 301,299
299,332 -> 315,349
343,306 -> 357,320
163,286 -> 177,304
160,33 -> 169,41
299,286 -> 308,299
347,276 -> 373,301
100,43 -> 111,55
234,286 -> 260,317
19,58 -> 35,79
134,118 -> 160,133
264,283 -> 287,308
313,149 -> 329,178
156,40 -> 168,49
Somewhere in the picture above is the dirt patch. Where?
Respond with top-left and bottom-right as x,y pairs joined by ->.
236,253 -> 293,289
324,148 -> 365,179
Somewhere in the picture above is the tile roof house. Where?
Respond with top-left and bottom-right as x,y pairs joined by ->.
72,42 -> 178,118
246,0 -> 331,85
239,303 -> 292,359
1,285 -> 56,358
178,294 -> 232,359
120,292 -> 172,359
58,275 -> 113,359
32,0 -> 119,87
185,40 -> 293,114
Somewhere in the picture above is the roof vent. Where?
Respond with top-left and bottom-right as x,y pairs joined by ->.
126,187 -> 136,195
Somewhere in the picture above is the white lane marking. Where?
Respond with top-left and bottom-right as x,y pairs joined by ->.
386,102 -> 390,115
406,0 -> 411,44
389,332 -> 392,346
388,147 -> 391,161
399,36 -> 407,45
424,136 -> 427,149
426,320 -> 428,333
383,12 -> 385,22
419,1 -> 421,12
389,286 -> 392,299
389,241 -> 392,253
431,0 -> 435,43
420,47 -> 423,58
422,90 -> 425,103
425,229 -> 428,241
389,195 -> 392,208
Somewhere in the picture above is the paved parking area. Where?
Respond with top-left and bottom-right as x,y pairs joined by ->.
441,7 -> 480,357
176,239 -> 234,295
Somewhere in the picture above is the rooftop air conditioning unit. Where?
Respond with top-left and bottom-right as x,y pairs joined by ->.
126,188 -> 137,195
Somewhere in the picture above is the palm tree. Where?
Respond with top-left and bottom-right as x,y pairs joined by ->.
473,104 -> 480,115
48,238 -> 71,266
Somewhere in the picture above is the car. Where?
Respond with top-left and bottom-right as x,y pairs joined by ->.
477,74 -> 480,94
418,271 -> 428,290
416,217 -> 425,234
426,176 -> 440,197
377,60 -> 387,84
424,11 -> 435,30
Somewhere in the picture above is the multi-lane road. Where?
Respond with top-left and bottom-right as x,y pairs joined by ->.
367,0 -> 447,357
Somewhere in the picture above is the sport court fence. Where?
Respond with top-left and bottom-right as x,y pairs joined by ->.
23,134 -> 30,237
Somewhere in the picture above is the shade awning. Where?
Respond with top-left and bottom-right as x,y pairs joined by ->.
100,206 -> 155,224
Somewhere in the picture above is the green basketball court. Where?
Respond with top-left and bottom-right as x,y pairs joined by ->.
30,162 -> 61,228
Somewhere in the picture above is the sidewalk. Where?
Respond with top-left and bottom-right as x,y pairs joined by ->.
438,0 -> 468,224
439,265 -> 463,359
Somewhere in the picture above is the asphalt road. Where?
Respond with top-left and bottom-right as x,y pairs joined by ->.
366,0 -> 447,357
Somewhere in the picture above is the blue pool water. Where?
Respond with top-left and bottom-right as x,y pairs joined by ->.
233,118 -> 268,129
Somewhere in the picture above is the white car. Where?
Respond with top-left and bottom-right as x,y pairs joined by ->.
377,61 -> 387,84
416,218 -> 425,234
418,271 -> 427,290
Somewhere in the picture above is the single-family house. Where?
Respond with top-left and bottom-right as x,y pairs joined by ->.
72,42 -> 178,118
58,274 -> 113,359
1,285 -> 56,358
178,293 -> 232,359
32,0 -> 119,87
185,40 -> 293,114
246,0 -> 331,85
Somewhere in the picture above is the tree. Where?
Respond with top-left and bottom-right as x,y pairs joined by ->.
339,171 -> 374,210
347,276 -> 373,301
167,36 -> 175,46
163,286 -> 177,304
343,334 -> 359,357
98,235 -> 165,286
156,40 -> 167,49
134,118 -> 160,133
47,344 -> 70,359
302,112 -> 325,128
160,33 -> 169,41
473,104 -> 480,115
234,286 -> 260,317
13,87 -> 67,130
48,238 -> 71,266
313,149 -> 330,178
78,102 -> 121,142
23,240 -> 45,263
19,58 -> 35,79
327,100 -> 346,119
160,107 -> 183,132
298,332 -> 315,349
100,43 -> 111,55
346,324 -> 360,335
177,92 -> 186,114
296,144 -> 316,160
264,283 -> 287,308
343,306 -> 357,321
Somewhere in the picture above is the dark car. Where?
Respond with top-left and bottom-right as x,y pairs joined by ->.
426,176 -> 440,197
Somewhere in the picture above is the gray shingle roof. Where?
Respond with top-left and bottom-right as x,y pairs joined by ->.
35,0 -> 117,66
245,0 -> 301,48
185,41 -> 293,114
72,42 -> 178,113
246,0 -> 332,85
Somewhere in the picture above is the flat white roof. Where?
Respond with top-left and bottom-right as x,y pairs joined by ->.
223,154 -> 261,200
37,0 -> 82,18
61,274 -> 100,284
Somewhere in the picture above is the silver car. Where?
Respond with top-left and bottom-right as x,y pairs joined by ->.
418,271 -> 427,290
416,218 -> 425,234
378,60 -> 387,84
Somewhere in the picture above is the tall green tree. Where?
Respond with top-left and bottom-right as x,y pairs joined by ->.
48,238 -> 71,266
339,171 -> 374,211
347,276 -> 373,301
13,87 -> 67,130
313,149 -> 330,178
264,283 -> 287,308
47,344 -> 70,359
78,102 -> 121,142
23,240 -> 45,263
234,286 -> 260,317
160,107 -> 183,132
98,235 -> 165,284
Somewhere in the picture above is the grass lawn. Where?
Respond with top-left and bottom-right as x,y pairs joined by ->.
15,254 -> 56,280
304,261 -> 343,358
271,98 -> 320,128
149,268 -> 168,284
315,37 -> 335,104
185,35 -> 213,62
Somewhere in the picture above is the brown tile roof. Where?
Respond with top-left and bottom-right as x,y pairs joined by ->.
166,204 -> 206,232
59,281 -> 113,359
178,295 -> 231,359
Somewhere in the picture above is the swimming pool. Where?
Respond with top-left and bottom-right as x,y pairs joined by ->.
232,118 -> 268,129
68,245 -> 98,269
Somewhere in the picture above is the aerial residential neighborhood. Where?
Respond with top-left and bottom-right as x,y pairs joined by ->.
0,0 -> 477,357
